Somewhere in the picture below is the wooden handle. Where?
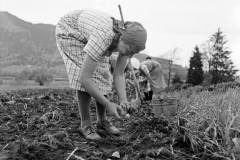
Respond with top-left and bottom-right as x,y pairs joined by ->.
118,5 -> 124,23
118,4 -> 125,29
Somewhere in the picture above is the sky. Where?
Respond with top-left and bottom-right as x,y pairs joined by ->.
1,0 -> 240,72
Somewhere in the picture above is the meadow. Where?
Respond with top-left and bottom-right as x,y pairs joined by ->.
0,78 -> 69,91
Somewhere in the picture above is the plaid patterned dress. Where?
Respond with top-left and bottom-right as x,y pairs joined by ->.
55,10 -> 115,95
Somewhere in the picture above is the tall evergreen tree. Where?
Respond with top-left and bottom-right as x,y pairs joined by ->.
210,28 -> 237,84
187,46 -> 204,85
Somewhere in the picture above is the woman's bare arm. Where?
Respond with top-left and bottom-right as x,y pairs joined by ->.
80,54 -> 123,118
113,55 -> 129,103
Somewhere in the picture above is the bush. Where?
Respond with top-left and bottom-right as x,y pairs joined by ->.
14,68 -> 34,85
14,67 -> 53,86
32,68 -> 53,86
14,71 -> 28,85
172,74 -> 183,85
165,83 -> 192,92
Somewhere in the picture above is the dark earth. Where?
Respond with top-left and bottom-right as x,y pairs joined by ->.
0,88 -> 227,160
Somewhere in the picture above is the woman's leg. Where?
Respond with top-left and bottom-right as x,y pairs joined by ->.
96,98 -> 120,135
96,96 -> 107,122
149,90 -> 153,101
144,92 -> 149,101
76,90 -> 92,127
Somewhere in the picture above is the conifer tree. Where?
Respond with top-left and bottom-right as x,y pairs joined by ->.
210,28 -> 237,84
187,46 -> 204,85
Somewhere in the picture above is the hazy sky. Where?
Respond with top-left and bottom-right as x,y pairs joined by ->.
1,0 -> 240,71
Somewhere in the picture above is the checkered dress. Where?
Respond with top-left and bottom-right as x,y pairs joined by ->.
55,10 -> 115,95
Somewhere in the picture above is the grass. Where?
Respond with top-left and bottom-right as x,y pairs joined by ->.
0,79 -> 69,91
174,87 -> 240,159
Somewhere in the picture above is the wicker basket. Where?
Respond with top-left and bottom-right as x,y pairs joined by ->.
150,96 -> 178,118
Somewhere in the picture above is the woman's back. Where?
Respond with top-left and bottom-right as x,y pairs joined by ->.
56,9 -> 114,43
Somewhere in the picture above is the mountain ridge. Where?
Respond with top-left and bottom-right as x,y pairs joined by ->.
0,11 -> 187,80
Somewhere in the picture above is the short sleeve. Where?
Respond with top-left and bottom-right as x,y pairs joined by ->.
84,31 -> 113,62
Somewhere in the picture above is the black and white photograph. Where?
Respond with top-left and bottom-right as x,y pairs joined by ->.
0,0 -> 240,159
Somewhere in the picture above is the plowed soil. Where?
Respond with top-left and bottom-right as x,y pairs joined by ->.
0,89 -> 210,160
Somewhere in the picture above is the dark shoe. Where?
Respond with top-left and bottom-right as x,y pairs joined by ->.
80,125 -> 102,140
97,120 -> 121,135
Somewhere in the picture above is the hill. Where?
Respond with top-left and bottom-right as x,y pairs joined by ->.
0,11 -> 65,77
0,11 -> 187,80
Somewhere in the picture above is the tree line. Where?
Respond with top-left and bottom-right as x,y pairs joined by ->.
186,28 -> 238,86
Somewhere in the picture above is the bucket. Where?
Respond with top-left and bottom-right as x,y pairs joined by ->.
150,96 -> 178,118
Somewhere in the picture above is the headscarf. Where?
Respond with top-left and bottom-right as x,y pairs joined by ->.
121,21 -> 147,53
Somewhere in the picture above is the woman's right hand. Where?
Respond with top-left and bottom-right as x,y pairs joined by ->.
106,102 -> 127,119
